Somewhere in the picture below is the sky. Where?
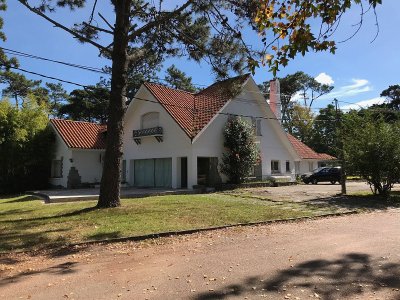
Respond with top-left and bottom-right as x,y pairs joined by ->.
1,1 -> 399,112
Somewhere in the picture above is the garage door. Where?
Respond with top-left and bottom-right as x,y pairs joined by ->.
134,158 -> 172,188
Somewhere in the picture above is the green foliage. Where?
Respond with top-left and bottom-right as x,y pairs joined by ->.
0,98 -> 54,194
381,84 -> 400,109
285,103 -> 315,144
255,0 -> 383,75
46,82 -> 68,117
309,104 -> 341,156
344,112 -> 400,196
220,117 -> 259,184
0,71 -> 41,107
165,65 -> 197,92
258,71 -> 333,131
59,85 -> 110,123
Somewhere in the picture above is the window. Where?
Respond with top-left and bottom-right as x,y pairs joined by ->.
271,160 -> 280,174
286,161 -> 290,173
251,118 -> 262,136
308,162 -> 314,172
141,112 -> 159,129
51,159 -> 62,178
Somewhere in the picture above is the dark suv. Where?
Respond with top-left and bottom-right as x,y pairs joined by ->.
301,167 -> 341,184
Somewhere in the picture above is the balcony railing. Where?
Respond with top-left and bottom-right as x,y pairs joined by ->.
132,126 -> 163,144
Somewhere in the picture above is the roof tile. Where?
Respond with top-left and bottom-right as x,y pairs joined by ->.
287,133 -> 336,160
144,74 -> 250,139
50,119 -> 106,149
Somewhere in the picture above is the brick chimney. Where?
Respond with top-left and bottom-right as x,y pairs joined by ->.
269,79 -> 281,122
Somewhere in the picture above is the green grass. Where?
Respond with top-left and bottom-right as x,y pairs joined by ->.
0,194 -> 311,252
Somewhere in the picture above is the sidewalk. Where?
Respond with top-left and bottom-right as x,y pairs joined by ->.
28,187 -> 192,203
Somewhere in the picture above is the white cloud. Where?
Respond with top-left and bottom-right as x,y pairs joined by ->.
318,78 -> 372,100
341,97 -> 386,110
315,72 -> 334,86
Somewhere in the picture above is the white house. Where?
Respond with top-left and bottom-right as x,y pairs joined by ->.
122,74 -> 299,189
49,74 -> 335,189
49,119 -> 106,188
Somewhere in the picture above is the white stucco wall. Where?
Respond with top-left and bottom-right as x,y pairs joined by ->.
49,127 -> 72,188
123,87 -> 195,188
71,149 -> 104,184
193,78 -> 299,181
50,124 -> 105,188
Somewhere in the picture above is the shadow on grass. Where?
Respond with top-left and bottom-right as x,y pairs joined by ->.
194,253 -> 400,300
0,206 -> 99,224
3,195 -> 38,203
87,231 -> 122,241
0,228 -> 70,253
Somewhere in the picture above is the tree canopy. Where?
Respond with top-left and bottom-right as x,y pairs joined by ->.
165,65 -> 197,92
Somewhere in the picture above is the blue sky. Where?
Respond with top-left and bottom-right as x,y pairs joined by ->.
2,1 -> 399,111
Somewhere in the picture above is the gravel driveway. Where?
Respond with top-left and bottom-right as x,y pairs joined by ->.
230,181 -> 400,202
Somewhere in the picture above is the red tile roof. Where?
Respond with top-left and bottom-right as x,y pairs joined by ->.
50,119 -> 106,149
287,133 -> 336,160
144,74 -> 250,139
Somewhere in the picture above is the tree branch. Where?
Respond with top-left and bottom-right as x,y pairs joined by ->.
82,22 -> 114,35
128,0 -> 193,41
98,12 -> 115,31
18,1 -> 111,55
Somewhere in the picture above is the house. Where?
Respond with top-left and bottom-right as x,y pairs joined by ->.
49,74 -> 334,189
49,119 -> 106,188
286,133 -> 336,175
122,74 -> 299,189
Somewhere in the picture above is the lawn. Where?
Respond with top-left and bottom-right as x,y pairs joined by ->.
0,193 -> 312,252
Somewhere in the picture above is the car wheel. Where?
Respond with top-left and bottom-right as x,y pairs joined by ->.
304,181 -> 310,185
312,179 -> 318,184
330,180 -> 336,184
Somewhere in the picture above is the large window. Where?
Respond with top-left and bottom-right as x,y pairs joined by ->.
271,160 -> 280,174
141,112 -> 159,129
51,159 -> 62,178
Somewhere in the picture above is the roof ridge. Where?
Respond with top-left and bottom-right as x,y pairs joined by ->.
196,73 -> 251,95
50,118 -> 105,126
144,82 -> 196,95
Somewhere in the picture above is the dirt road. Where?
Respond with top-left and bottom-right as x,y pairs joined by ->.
1,210 -> 399,300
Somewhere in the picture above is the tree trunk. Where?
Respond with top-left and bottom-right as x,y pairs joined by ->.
97,0 -> 131,208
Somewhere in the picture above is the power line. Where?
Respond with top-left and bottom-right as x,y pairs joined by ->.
1,46 -> 107,74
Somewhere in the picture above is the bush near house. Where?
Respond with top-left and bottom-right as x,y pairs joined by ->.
0,98 -> 54,194
220,117 -> 259,184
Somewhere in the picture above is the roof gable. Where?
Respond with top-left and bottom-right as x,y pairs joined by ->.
50,119 -> 106,150
287,133 -> 335,160
144,74 -> 250,139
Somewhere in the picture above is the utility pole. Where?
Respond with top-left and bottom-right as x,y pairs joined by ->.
334,98 -> 346,195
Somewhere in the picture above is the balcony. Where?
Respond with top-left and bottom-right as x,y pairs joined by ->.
132,126 -> 163,144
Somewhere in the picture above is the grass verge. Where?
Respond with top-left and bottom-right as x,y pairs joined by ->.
0,194 -> 311,252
